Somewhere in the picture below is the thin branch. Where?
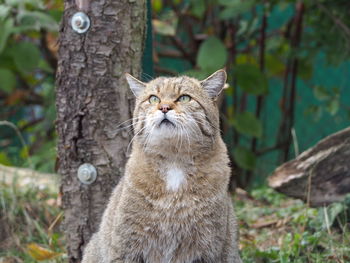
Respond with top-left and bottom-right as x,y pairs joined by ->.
251,8 -> 267,154
283,1 -> 305,162
154,66 -> 177,76
170,36 -> 196,65
157,50 -> 183,58
40,29 -> 58,71
316,2 -> 350,38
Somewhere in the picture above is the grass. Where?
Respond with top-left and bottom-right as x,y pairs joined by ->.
237,187 -> 350,262
0,176 -> 66,262
0,175 -> 349,262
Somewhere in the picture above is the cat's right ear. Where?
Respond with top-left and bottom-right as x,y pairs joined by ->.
125,73 -> 147,97
200,69 -> 227,99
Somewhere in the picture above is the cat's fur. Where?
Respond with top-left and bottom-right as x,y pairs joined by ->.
82,70 -> 242,263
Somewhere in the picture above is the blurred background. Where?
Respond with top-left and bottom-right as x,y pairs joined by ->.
1,0 -> 350,187
1,0 -> 350,261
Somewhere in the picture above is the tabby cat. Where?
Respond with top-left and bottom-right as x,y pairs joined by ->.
82,69 -> 242,263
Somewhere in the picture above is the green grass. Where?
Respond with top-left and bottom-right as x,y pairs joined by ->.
0,177 -> 349,262
237,187 -> 350,262
0,177 -> 66,262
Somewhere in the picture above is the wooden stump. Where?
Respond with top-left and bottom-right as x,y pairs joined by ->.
268,127 -> 350,207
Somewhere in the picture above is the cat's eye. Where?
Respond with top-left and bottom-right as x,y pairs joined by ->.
149,95 -> 160,104
177,95 -> 191,103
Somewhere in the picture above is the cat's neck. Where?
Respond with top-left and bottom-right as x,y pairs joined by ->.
128,137 -> 228,193
132,134 -> 223,165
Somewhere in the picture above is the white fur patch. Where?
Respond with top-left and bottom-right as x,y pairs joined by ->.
165,166 -> 185,191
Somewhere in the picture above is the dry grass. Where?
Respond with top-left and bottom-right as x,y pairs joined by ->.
0,171 -> 349,262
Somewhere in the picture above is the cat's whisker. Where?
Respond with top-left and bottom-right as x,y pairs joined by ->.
143,123 -> 157,152
177,121 -> 191,156
127,125 -> 148,154
179,115 -> 205,144
175,122 -> 184,148
176,122 -> 185,151
112,120 -> 145,134
112,116 -> 141,130
191,113 -> 221,133
141,72 -> 154,82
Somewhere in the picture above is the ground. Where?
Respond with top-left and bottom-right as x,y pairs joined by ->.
0,169 -> 349,263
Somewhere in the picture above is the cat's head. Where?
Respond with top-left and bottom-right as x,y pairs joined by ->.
125,70 -> 226,153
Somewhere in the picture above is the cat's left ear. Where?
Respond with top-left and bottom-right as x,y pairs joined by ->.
125,73 -> 147,97
200,69 -> 227,99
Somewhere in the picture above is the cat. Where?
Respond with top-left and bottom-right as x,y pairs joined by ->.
82,69 -> 242,263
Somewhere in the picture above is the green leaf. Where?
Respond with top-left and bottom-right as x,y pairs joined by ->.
219,0 -> 255,20
233,146 -> 256,170
48,9 -> 64,23
190,0 -> 205,18
322,203 -> 345,229
234,64 -> 268,95
0,5 -> 11,21
298,59 -> 313,80
197,36 -> 227,71
0,68 -> 16,93
0,17 -> 14,54
182,69 -> 212,80
11,42 -> 41,73
17,10 -> 58,31
326,99 -> 339,116
265,54 -> 285,76
313,86 -> 330,101
218,0 -> 254,7
151,0 -> 163,13
232,111 -> 262,137
0,152 -> 12,166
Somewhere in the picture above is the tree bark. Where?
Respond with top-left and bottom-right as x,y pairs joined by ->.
268,127 -> 350,207
55,1 -> 146,261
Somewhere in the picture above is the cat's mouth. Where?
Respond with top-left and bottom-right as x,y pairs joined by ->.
159,118 -> 175,127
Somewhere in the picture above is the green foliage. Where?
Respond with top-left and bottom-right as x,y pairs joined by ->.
234,64 -> 269,95
0,0 -> 61,172
2,175 -> 349,262
197,36 -> 227,71
238,187 -> 350,263
219,0 -> 255,20
11,41 -> 41,73
0,177 -> 65,262
153,0 -> 350,182
152,9 -> 178,36
306,86 -> 341,121
0,68 -> 16,93
189,0 -> 206,18
233,146 -> 256,170
231,111 -> 263,138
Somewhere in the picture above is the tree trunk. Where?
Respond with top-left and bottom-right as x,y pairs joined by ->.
55,1 -> 146,261
268,127 -> 350,207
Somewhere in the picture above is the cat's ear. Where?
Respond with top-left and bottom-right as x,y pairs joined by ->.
125,73 -> 147,97
200,69 -> 227,98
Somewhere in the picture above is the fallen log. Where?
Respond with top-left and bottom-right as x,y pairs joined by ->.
268,127 -> 350,207
0,164 -> 58,192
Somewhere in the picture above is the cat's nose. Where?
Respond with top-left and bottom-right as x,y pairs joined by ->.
159,104 -> 171,113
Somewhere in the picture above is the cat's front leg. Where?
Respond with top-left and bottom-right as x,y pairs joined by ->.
220,198 -> 242,263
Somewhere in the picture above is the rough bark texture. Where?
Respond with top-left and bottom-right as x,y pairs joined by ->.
55,1 -> 146,261
268,127 -> 350,207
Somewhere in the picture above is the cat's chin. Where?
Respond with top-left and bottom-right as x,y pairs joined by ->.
149,125 -> 178,139
158,118 -> 175,128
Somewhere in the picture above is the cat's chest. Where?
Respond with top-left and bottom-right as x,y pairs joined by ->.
158,160 -> 195,191
164,165 -> 186,191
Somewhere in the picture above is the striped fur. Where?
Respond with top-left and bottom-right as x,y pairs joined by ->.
82,70 -> 242,263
